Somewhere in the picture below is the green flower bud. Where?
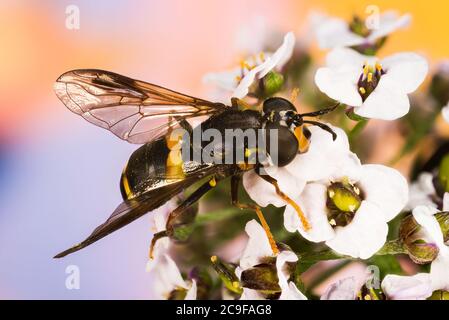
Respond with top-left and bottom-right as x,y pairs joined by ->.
260,71 -> 284,97
210,255 -> 242,295
327,180 -> 362,227
435,212 -> 449,242
428,290 -> 449,300
240,263 -> 281,295
439,154 -> 449,193
167,287 -> 188,300
399,214 -> 440,264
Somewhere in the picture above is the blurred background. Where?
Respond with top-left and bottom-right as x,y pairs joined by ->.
0,0 -> 448,299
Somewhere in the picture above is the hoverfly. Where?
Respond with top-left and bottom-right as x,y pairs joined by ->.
53,69 -> 337,258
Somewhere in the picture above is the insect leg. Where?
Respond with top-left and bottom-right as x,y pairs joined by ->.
256,170 -> 311,231
230,174 -> 279,255
149,176 -> 219,259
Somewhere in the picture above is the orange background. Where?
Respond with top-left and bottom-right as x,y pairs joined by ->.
1,0 -> 448,139
0,0 -> 447,299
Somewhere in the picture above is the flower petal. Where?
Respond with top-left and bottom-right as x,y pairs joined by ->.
280,282 -> 308,300
311,13 -> 365,49
315,66 -> 363,107
321,277 -> 357,300
203,68 -> 240,92
442,103 -> 449,124
381,273 -> 433,300
285,124 -> 361,182
406,172 -> 437,210
243,166 -> 306,207
325,47 -> 371,68
325,201 -> 389,259
367,12 -> 411,41
239,220 -> 273,270
276,251 -> 299,297
152,253 -> 188,298
284,183 -> 334,242
443,192 -> 449,212
258,32 -> 295,78
185,280 -> 197,300
412,205 -> 448,253
355,76 -> 410,120
430,255 -> 449,291
232,63 -> 266,98
381,52 -> 428,94
357,164 -> 408,221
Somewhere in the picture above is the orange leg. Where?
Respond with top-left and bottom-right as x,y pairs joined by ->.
231,175 -> 279,255
258,173 -> 311,231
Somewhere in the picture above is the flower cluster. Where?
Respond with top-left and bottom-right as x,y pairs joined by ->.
145,8 -> 449,300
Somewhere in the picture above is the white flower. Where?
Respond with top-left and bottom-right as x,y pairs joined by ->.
243,124 -> 359,208
381,273 -> 433,300
315,47 -> 428,120
321,277 -> 358,300
406,172 -> 438,210
412,196 -> 449,292
235,16 -> 283,55
322,274 -> 434,300
203,32 -> 295,100
151,253 -> 197,300
236,220 -> 307,300
146,200 -> 177,272
145,201 -> 197,300
311,11 -> 411,50
442,103 -> 449,123
285,163 -> 408,259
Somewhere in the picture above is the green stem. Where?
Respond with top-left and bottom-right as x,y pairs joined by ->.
296,238 -> 405,264
375,239 -> 406,255
349,119 -> 368,143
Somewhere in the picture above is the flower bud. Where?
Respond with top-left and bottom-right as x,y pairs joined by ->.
435,211 -> 449,242
259,71 -> 284,97
439,154 -> 449,193
428,290 -> 449,300
240,263 -> 281,296
167,288 -> 188,300
399,214 -> 439,264
210,255 -> 242,295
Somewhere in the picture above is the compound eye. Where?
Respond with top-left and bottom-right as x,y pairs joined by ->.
264,123 -> 299,167
263,97 -> 296,114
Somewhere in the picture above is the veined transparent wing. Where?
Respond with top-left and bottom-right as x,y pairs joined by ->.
54,69 -> 227,143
